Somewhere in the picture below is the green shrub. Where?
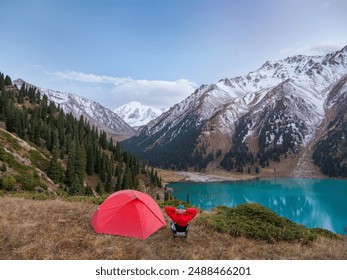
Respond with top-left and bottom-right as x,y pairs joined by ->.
310,228 -> 341,240
1,163 -> 7,172
14,174 -> 46,191
28,150 -> 48,170
0,130 -> 22,151
0,175 -> 16,191
0,146 -> 31,173
200,203 -> 337,244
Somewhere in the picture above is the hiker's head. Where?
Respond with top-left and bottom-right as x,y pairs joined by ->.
176,205 -> 186,213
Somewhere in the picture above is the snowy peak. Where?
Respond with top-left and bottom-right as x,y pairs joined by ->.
115,101 -> 167,128
13,78 -> 36,89
13,79 -> 135,138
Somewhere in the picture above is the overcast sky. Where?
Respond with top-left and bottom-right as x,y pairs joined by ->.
1,0 -> 346,110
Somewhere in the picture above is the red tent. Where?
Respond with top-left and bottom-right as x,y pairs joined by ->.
90,190 -> 166,240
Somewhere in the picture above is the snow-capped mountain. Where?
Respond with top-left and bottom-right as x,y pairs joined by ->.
13,79 -> 135,138
123,45 -> 347,176
114,101 -> 167,128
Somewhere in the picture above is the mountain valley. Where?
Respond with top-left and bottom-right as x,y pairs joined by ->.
123,46 -> 347,177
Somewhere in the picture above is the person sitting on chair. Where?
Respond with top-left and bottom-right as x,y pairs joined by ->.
165,205 -> 198,236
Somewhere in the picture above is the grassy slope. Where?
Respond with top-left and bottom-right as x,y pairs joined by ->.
0,196 -> 346,260
0,127 -> 56,191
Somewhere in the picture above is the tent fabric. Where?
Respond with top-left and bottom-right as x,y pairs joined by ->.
90,190 -> 166,240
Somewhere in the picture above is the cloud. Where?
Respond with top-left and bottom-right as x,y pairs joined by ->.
112,78 -> 198,109
306,43 -> 343,55
279,42 -> 343,56
48,70 -> 198,109
50,70 -> 133,85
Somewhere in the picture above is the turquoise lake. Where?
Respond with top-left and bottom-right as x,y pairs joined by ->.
169,178 -> 347,234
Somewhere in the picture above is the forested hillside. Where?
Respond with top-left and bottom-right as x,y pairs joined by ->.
122,46 -> 347,178
0,72 -> 162,195
312,76 -> 347,177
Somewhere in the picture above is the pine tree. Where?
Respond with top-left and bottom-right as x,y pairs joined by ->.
96,182 -> 102,194
0,72 -> 5,90
65,141 -> 86,195
65,141 -> 76,188
75,142 -> 86,186
109,153 -> 114,175
86,143 -> 94,175
17,87 -> 24,104
115,160 -> 122,177
115,141 -> 121,161
5,105 -> 15,132
47,146 -> 63,183
99,155 -> 106,183
78,115 -> 85,141
68,174 -> 83,195
4,75 -> 12,86
99,131 -> 107,149
94,147 -> 101,173
46,126 -> 52,151
34,122 -> 41,146
122,168 -> 132,190
108,137 -> 114,151
116,174 -> 122,191
105,170 -> 112,193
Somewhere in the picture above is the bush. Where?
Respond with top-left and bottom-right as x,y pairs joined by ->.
200,203 -> 338,244
1,163 -> 7,172
310,228 -> 341,240
0,146 -> 31,173
28,150 -> 48,171
0,175 -> 16,191
15,174 -> 46,191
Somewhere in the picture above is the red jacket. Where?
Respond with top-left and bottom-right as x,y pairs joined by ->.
165,206 -> 198,227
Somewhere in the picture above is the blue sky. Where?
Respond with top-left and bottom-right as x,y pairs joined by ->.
1,0 -> 346,109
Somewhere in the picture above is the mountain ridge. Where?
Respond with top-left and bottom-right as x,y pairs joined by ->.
122,45 -> 347,177
114,101 -> 167,129
13,79 -> 135,139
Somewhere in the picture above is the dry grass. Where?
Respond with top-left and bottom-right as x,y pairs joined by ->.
0,196 -> 346,260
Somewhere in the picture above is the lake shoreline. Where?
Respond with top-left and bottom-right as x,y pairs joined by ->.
175,171 -> 258,183
158,169 -> 259,185
158,169 -> 334,185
